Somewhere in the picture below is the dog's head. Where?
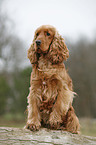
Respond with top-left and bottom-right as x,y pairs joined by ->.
28,25 -> 69,64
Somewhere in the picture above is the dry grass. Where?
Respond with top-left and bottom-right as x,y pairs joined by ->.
80,118 -> 96,137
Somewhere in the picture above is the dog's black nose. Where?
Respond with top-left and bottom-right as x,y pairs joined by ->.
36,40 -> 41,45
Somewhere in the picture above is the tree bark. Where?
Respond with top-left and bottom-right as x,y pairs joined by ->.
0,127 -> 96,145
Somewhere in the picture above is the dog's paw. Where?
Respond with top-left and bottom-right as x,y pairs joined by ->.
49,112 -> 62,129
49,120 -> 62,129
26,122 -> 41,131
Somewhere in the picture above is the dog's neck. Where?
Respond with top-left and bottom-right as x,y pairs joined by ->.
37,54 -> 64,70
37,54 -> 51,69
32,52 -> 64,75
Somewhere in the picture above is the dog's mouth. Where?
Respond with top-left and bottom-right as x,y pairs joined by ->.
36,47 -> 48,54
36,47 -> 42,53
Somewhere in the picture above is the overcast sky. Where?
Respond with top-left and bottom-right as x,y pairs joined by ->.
3,0 -> 96,44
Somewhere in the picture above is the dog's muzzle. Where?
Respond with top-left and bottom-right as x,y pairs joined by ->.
36,40 -> 41,46
35,40 -> 42,53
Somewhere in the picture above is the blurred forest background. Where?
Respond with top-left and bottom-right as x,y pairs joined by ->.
0,0 -> 96,136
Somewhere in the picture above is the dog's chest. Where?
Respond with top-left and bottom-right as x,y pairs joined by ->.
37,56 -> 59,117
39,79 -> 58,124
40,78 -> 57,102
39,77 -> 58,113
41,80 -> 49,101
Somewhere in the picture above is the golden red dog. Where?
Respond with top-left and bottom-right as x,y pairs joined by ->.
25,25 -> 80,134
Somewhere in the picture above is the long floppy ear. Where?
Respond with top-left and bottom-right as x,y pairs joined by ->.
27,36 -> 37,64
47,33 -> 69,64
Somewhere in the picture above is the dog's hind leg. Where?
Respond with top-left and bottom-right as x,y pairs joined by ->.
65,106 -> 80,134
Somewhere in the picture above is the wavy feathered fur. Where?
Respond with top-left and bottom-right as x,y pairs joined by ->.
26,25 -> 80,134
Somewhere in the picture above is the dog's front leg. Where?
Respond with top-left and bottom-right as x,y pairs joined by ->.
48,94 -> 63,129
49,86 -> 74,129
26,83 -> 41,131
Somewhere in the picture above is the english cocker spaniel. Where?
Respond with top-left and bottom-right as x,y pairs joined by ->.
25,25 -> 80,134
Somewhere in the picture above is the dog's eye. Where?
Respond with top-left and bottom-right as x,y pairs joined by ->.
36,33 -> 39,36
47,32 -> 50,36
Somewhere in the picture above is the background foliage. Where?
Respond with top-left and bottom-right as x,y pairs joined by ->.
0,0 -> 96,119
